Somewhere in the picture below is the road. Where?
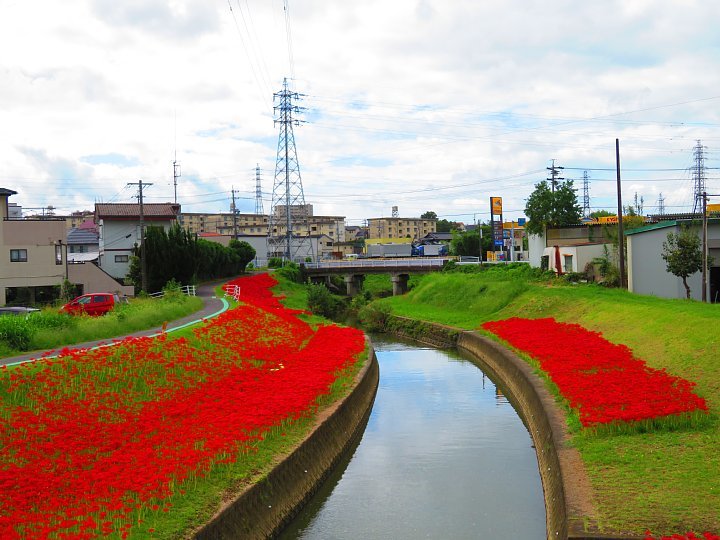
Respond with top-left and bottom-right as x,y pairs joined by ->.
1,281 -> 229,367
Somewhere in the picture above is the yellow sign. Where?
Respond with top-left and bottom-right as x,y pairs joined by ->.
491,197 -> 502,215
598,216 -> 619,224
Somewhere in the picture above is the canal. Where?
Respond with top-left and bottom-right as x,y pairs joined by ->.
279,336 -> 546,539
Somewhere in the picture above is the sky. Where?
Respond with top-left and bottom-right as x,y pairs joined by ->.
1,0 -> 719,226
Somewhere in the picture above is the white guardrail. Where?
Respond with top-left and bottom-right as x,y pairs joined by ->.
304,258 -> 447,270
149,284 -> 197,298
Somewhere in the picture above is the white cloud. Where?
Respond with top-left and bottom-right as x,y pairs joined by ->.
0,0 -> 718,223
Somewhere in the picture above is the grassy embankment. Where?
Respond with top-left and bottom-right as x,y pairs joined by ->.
0,293 -> 204,359
367,265 -> 720,535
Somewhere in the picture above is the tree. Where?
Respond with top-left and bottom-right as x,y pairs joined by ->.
524,180 -> 582,235
661,226 -> 704,299
590,210 -> 615,219
450,226 -> 492,258
421,211 -> 437,219
436,218 -> 460,233
229,240 -> 256,272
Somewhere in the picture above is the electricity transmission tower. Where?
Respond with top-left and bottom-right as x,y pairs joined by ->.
582,171 -> 590,218
267,78 -> 313,262
692,140 -> 706,215
657,193 -> 665,215
255,164 -> 264,215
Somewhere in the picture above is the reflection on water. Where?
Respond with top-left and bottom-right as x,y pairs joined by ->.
280,336 -> 546,539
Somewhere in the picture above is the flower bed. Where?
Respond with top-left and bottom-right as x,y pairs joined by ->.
0,273 -> 365,539
481,317 -> 708,428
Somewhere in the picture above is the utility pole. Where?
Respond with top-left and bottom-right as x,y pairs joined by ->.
615,140 -> 626,289
173,158 -> 181,204
702,192 -> 708,302
547,159 -> 564,193
127,180 -> 153,293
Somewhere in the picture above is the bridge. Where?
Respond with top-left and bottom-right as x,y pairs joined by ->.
301,258 -> 447,296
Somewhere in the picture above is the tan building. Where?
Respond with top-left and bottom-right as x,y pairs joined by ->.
366,217 -> 437,240
178,212 -> 268,236
0,189 -> 134,305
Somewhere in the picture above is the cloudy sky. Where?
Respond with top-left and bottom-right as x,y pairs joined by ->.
2,0 -> 719,225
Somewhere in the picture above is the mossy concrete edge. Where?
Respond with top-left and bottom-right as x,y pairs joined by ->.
195,342 -> 380,539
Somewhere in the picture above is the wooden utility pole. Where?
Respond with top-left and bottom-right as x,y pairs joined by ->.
616,139 -> 626,289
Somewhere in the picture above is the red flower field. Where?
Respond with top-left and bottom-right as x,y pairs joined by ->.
482,317 -> 708,427
0,273 -> 365,539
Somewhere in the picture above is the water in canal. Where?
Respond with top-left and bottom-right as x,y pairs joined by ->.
280,337 -> 546,539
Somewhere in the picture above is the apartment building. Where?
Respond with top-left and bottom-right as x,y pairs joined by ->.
366,216 -> 437,241
178,212 -> 268,236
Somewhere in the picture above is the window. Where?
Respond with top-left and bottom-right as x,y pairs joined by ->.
115,255 -> 129,263
563,255 -> 573,273
10,249 -> 27,262
55,244 -> 62,265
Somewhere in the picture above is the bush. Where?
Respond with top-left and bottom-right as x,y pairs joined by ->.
268,257 -> 284,269
306,283 -> 345,319
276,262 -> 302,283
358,303 -> 392,332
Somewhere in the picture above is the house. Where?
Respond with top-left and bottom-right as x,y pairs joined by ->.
528,224 -> 613,274
626,219 -> 720,301
0,188 -> 67,305
96,202 -> 180,280
67,220 -> 99,263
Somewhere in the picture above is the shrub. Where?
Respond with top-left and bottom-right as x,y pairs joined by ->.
306,283 -> 345,319
358,303 -> 392,332
276,262 -> 302,283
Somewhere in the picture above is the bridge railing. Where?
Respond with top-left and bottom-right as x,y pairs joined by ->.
304,258 -> 446,270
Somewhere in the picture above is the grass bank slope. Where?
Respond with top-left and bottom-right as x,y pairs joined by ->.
376,267 -> 720,535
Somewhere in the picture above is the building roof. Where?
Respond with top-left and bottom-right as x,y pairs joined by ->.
422,232 -> 453,241
95,203 -> 180,219
625,218 -> 720,236
67,227 -> 99,245
0,188 -> 18,197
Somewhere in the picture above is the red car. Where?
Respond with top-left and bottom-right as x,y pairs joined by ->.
61,293 -> 127,316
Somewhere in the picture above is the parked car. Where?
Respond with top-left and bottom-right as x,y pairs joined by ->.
60,293 -> 128,316
0,306 -> 40,317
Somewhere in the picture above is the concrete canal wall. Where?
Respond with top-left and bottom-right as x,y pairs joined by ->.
195,344 -> 380,539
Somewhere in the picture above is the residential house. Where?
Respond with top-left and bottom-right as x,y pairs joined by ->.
96,202 -> 180,280
0,188 -> 67,305
67,220 -> 99,262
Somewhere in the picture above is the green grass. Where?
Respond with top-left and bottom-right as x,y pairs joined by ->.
373,268 -> 720,534
0,295 -> 204,359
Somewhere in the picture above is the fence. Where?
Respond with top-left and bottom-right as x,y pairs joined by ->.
149,284 -> 197,298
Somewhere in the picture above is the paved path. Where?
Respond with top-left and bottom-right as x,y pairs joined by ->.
1,281 -> 230,367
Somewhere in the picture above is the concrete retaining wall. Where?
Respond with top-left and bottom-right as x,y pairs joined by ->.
195,346 -> 380,539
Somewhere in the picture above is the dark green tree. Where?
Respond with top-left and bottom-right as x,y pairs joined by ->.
421,211 -> 438,219
229,240 -> 256,272
450,226 -> 492,258
524,180 -> 582,235
661,226 -> 704,299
